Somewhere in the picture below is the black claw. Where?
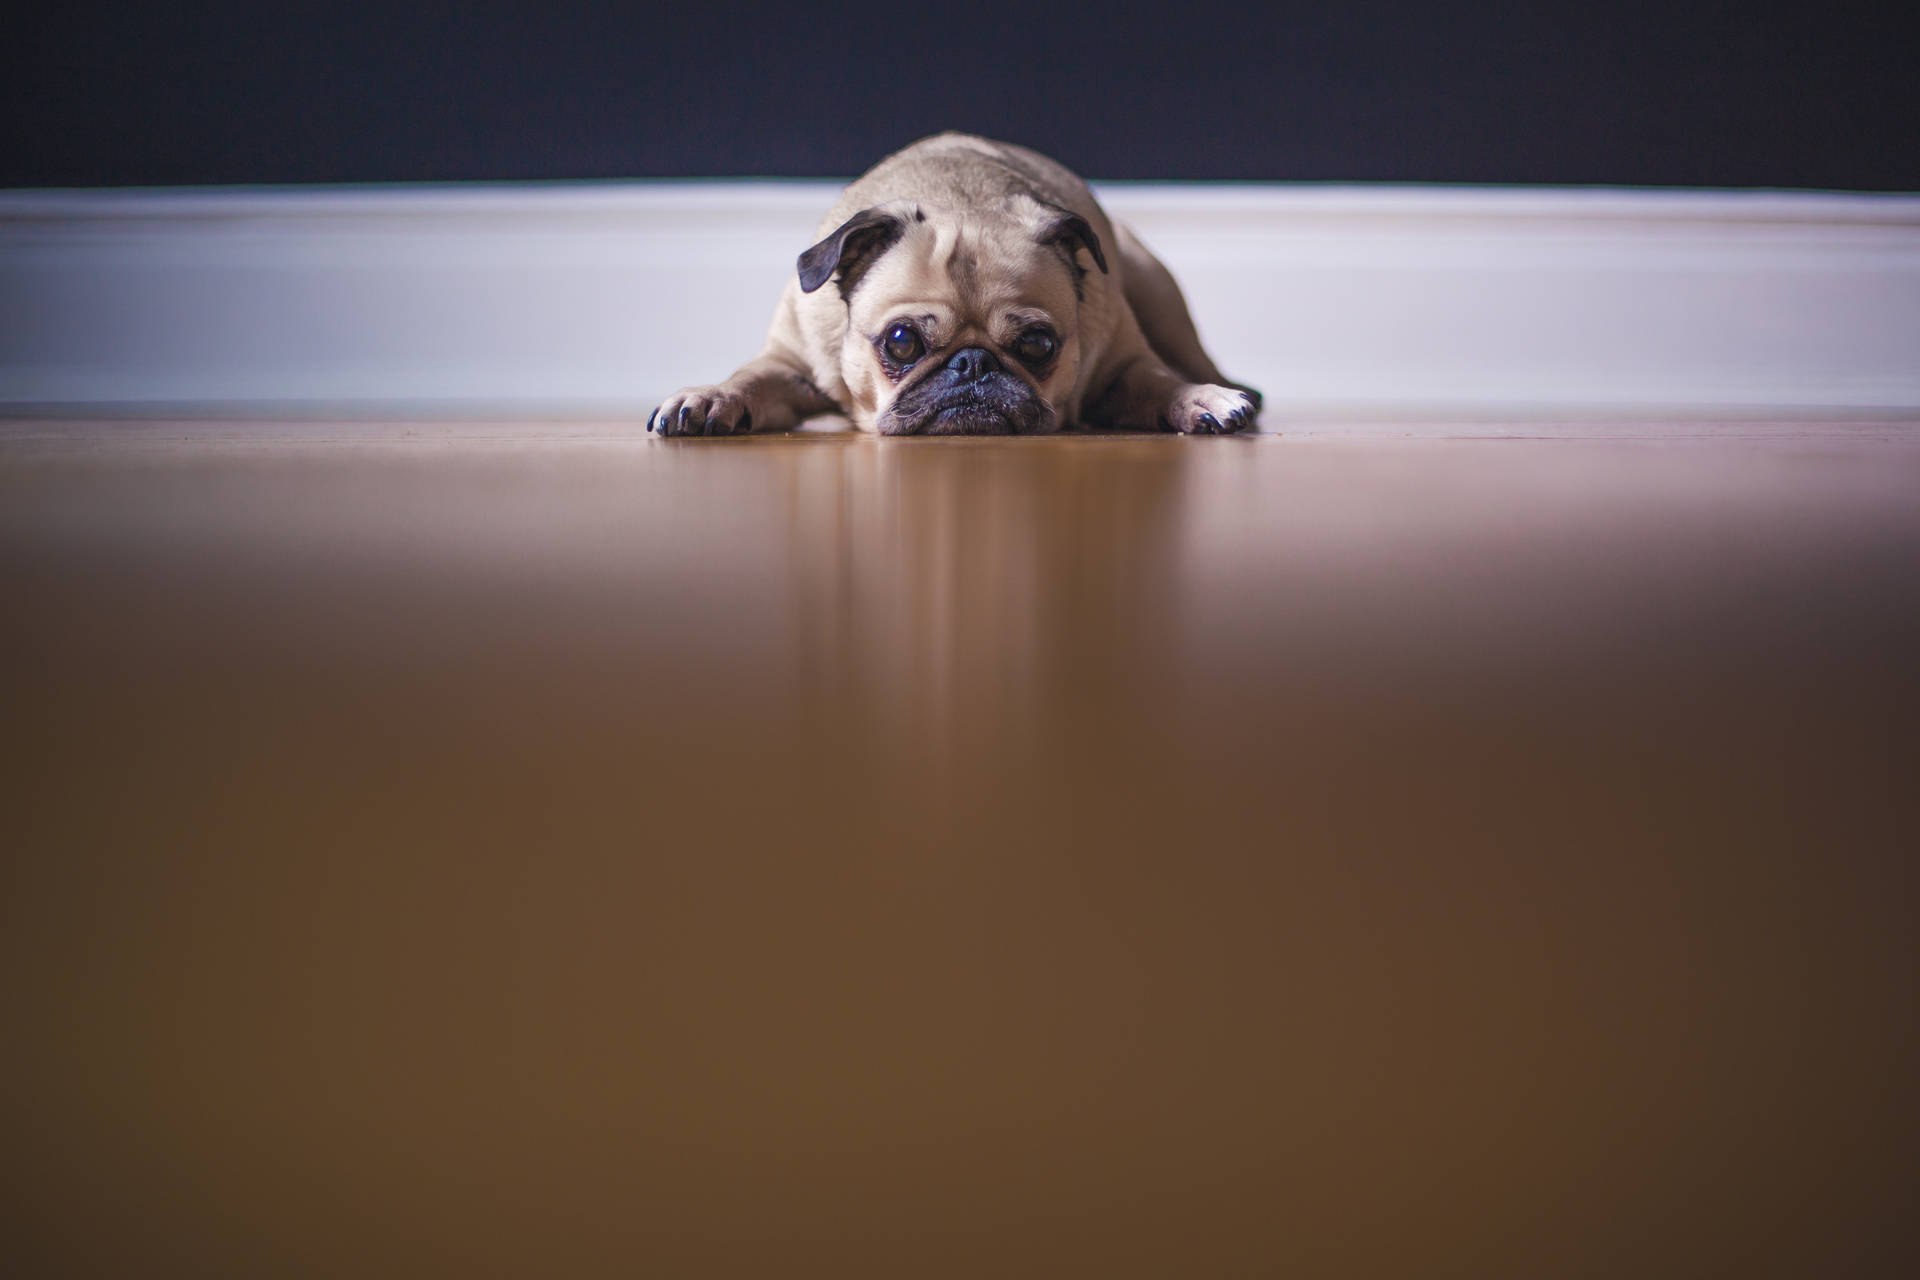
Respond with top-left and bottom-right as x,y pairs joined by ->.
1197,413 -> 1219,434
736,408 -> 753,435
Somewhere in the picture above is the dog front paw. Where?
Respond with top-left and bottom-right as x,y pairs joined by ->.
1165,384 -> 1257,435
649,385 -> 755,437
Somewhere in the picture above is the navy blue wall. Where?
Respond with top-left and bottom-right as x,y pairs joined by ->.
5,0 -> 1915,189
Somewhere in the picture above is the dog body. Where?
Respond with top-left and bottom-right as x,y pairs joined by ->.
651,133 -> 1258,437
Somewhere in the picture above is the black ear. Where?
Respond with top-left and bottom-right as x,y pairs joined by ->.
796,207 -> 908,294
1038,207 -> 1108,275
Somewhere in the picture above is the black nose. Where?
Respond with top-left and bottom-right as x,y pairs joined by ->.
944,346 -> 1000,382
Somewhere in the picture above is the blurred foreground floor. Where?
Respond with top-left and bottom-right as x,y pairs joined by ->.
3,420 -> 1917,1276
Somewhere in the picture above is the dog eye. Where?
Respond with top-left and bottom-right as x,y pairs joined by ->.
1012,329 -> 1057,365
882,323 -> 924,364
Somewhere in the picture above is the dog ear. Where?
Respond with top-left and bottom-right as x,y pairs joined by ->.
1036,205 -> 1108,275
797,206 -> 910,294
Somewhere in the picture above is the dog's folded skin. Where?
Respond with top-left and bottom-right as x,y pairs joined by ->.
651,132 -> 1261,437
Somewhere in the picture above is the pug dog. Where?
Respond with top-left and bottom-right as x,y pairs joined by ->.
649,132 -> 1260,437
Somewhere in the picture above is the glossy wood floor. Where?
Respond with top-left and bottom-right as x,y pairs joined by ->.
4,421 -> 1917,1276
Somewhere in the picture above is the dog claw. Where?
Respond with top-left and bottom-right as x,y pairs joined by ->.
651,389 -> 756,438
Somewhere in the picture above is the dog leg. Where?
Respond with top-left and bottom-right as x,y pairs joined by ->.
1114,222 -> 1263,412
1083,347 -> 1258,435
649,350 -> 838,437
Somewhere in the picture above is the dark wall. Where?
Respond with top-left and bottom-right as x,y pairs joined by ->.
5,0 -> 1916,190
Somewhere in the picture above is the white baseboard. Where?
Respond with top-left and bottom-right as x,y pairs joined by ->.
3,182 -> 1917,416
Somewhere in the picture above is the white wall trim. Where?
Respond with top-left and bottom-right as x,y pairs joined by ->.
4,182 -> 1917,417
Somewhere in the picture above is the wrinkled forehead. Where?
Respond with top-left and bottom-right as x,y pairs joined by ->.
848,214 -> 1079,328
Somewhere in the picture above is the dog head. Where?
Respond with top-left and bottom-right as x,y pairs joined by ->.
796,196 -> 1108,435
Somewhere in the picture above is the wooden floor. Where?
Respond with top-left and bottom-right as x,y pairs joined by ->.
4,420 -> 1917,1275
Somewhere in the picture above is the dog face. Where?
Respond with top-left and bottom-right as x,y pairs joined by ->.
797,197 -> 1108,435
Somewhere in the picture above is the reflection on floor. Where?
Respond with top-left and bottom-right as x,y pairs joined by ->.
4,420 -> 1917,1275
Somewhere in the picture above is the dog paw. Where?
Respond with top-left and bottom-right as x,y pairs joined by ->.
649,386 -> 755,437
1165,384 -> 1257,435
